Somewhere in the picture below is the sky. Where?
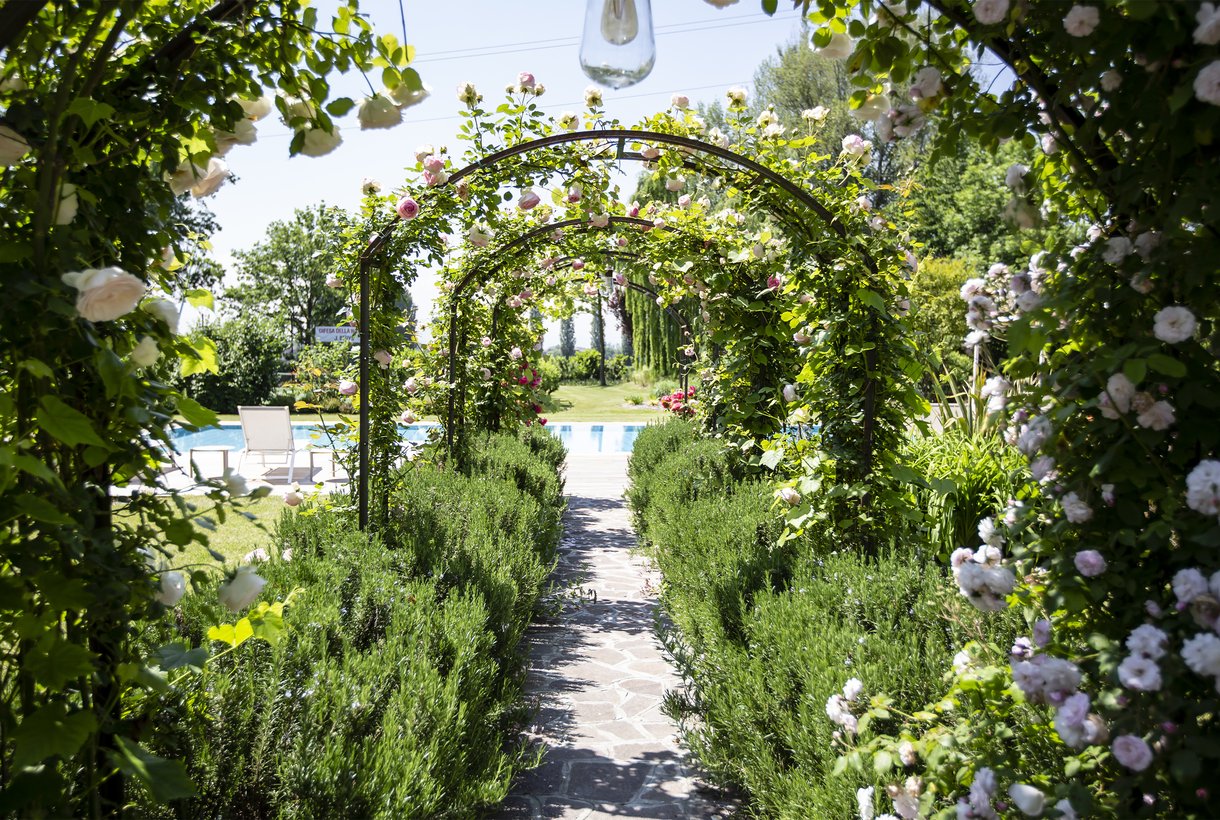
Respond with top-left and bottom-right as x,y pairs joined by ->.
197,0 -> 810,347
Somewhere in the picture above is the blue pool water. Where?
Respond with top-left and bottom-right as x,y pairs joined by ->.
171,422 -> 646,454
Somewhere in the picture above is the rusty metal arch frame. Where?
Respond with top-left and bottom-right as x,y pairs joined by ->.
357,128 -> 877,529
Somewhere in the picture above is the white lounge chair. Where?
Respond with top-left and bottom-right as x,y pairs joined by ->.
237,406 -> 302,483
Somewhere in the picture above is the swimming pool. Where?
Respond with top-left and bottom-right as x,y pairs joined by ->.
170,422 -> 647,454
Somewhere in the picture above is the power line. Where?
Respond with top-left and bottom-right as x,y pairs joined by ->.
255,79 -> 752,139
411,12 -> 776,63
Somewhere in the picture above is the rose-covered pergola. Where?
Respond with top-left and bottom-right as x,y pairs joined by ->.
344,86 -> 922,533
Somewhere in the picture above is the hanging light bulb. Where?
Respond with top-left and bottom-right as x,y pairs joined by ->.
580,0 -> 655,89
600,269 -> 616,297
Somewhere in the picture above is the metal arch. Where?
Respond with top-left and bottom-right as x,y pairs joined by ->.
446,129 -> 847,242
358,128 -> 882,530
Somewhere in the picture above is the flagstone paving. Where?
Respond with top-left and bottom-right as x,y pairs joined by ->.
496,453 -> 735,820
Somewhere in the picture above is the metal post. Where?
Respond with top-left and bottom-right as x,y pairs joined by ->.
357,258 -> 370,531
445,301 -> 459,459
597,292 -> 607,387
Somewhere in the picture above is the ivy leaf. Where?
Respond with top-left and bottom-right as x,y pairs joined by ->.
854,287 -> 886,312
36,396 -> 108,448
11,702 -> 96,768
24,635 -> 95,691
110,737 -> 197,802
247,600 -> 287,645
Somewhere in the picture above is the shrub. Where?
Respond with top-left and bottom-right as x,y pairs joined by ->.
136,436 -> 565,817
534,357 -> 561,394
904,426 -> 1027,562
178,318 -> 285,413
628,428 -> 1017,817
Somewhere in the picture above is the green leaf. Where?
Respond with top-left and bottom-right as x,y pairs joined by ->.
855,287 -> 886,312
178,337 -> 218,377
184,288 -> 214,310
11,702 -> 96,768
11,494 -> 73,526
151,642 -> 209,673
1147,353 -> 1186,378
65,97 -> 115,127
1122,358 -> 1146,385
873,750 -> 893,775
11,454 -> 60,485
401,67 -> 423,90
117,662 -> 169,693
762,0 -> 778,14
176,396 -> 219,429
110,737 -> 197,802
25,635 -> 94,692
326,96 -> 356,117
760,448 -> 785,470
247,601 -> 287,645
207,618 -> 254,648
36,396 -> 108,448
18,359 -> 54,379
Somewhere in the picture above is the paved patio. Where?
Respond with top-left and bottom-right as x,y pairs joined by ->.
497,454 -> 734,820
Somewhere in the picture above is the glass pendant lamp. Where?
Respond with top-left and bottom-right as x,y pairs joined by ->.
579,0 -> 655,89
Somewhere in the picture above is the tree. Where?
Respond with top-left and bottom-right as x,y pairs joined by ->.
559,316 -> 576,357
226,204 -> 351,349
177,317 -> 284,412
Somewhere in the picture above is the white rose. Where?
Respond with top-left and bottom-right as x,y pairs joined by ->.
55,182 -> 79,225
191,157 -> 229,198
1101,236 -> 1132,264
218,565 -> 266,612
782,383 -> 797,403
214,118 -> 257,154
1063,5 -> 1100,37
284,490 -> 302,507
671,93 -> 690,109
1195,61 -> 1220,107
1005,163 -> 1028,193
0,124 -> 30,166
817,32 -> 854,59
130,336 -> 160,368
1153,305 -> 1196,344
144,298 -> 180,334
973,0 -> 1009,25
1008,783 -> 1045,817
221,467 -> 248,497
388,82 -> 431,109
584,86 -> 604,107
238,94 -> 273,121
165,163 -> 203,196
61,267 -> 146,322
299,125 -> 342,157
909,66 -> 942,100
1101,69 -> 1123,92
1196,2 -> 1220,45
850,93 -> 891,122
156,571 -> 186,606
357,94 -> 403,130
779,487 -> 801,506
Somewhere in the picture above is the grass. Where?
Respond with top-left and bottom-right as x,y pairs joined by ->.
544,382 -> 664,422
125,496 -> 286,569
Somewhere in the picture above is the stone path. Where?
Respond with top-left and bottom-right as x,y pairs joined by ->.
496,454 -> 733,820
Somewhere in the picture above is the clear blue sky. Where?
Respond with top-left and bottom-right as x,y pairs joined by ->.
200,0 -> 808,346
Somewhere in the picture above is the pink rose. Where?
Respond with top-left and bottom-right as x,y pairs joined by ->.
510,346 -> 523,360
423,169 -> 448,187
338,380 -> 358,396
616,236 -> 628,247
628,203 -> 640,217
518,190 -> 541,210
373,349 -> 393,368
641,146 -> 661,160
517,71 -> 536,90
1112,735 -> 1152,771
572,259 -> 585,271
678,194 -> 692,208
567,184 -> 582,203
326,274 -> 342,288
423,154 -> 444,174
396,197 -> 420,220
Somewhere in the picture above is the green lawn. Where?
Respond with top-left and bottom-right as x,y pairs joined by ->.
544,382 -> 664,422
139,496 -> 285,568
208,382 -> 664,424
